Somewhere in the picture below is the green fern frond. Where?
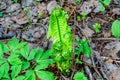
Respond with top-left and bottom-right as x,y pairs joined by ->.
47,8 -> 72,51
47,8 -> 73,74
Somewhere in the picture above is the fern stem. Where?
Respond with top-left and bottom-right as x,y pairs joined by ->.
55,15 -> 62,43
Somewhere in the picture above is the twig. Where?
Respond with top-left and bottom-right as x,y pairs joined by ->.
92,38 -> 120,41
84,66 -> 94,80
71,7 -> 77,80
67,6 -> 76,22
91,55 -> 103,79
100,68 -> 109,80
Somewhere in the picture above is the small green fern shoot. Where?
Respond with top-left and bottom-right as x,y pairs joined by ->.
47,8 -> 72,75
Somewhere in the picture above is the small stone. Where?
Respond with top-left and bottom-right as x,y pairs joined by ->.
22,27 -> 46,42
7,31 -> 16,37
1,17 -> 14,27
11,10 -> 28,25
67,0 -> 76,5
0,27 -> 4,32
112,8 -> 120,15
1,0 -> 12,6
81,27 -> 94,38
3,31 -> 16,39
114,0 -> 120,4
0,2 -> 7,10
35,3 -> 47,15
10,24 -> 21,30
48,38 -> 53,49
102,41 -> 120,59
33,31 -> 41,38
32,18 -> 38,23
105,63 -> 118,73
0,32 -> 2,39
32,27 -> 46,38
110,68 -> 120,80
6,3 -> 21,14
42,41 -> 48,49
47,1 -> 60,14
21,0 -> 34,8
77,0 -> 98,15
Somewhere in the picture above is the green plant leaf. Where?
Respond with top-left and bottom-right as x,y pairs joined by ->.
16,42 -> 27,49
40,50 -> 52,60
36,71 -> 55,80
27,49 -> 36,60
0,12 -> 3,17
22,61 -> 30,70
35,59 -> 54,70
34,48 -> 43,61
8,38 -> 19,50
73,71 -> 88,80
93,23 -> 101,33
0,58 -> 6,65
0,42 -> 9,54
75,58 -> 82,64
8,55 -> 22,66
100,6 -> 105,12
12,76 -> 25,80
24,70 -> 36,80
11,65 -> 21,78
111,20 -> 120,38
20,45 -> 29,59
75,38 -> 91,57
83,41 -> 91,57
103,0 -> 111,5
0,62 -> 10,79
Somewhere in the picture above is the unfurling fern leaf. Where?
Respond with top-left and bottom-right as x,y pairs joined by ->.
47,8 -> 72,75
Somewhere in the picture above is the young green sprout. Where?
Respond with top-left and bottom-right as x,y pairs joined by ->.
75,0 -> 81,3
81,13 -> 87,20
38,13 -> 43,18
77,16 -> 81,21
12,0 -> 19,3
93,23 -> 101,33
24,7 -> 29,12
100,6 -> 105,12
24,7 -> 32,25
99,0 -> 111,12
0,12 -> 3,17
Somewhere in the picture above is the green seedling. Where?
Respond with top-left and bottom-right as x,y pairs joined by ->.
99,0 -> 111,6
0,38 -> 55,80
93,23 -> 101,33
99,0 -> 111,11
24,7 -> 32,25
75,38 -> 91,57
100,6 -> 105,12
38,13 -> 43,18
47,8 -> 72,75
81,13 -> 87,20
111,20 -> 120,38
75,0 -> 81,3
12,0 -> 19,3
0,12 -> 3,17
75,58 -> 82,64
73,71 -> 88,80
35,0 -> 40,3
77,16 -> 81,21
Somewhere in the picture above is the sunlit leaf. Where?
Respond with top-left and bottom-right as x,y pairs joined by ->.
36,71 -> 55,80
11,65 -> 21,78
